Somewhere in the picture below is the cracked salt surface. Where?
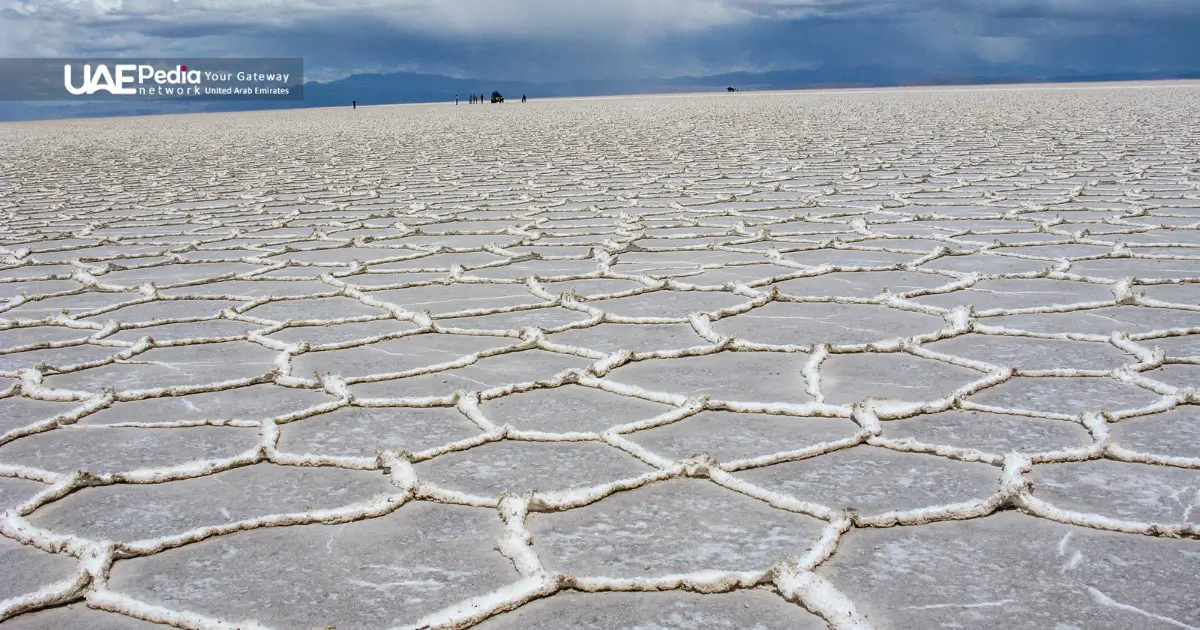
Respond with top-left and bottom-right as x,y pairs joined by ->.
822,513 -> 1199,629
2,82 -> 1200,629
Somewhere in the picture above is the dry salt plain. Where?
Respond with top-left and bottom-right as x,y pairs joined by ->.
1,82 -> 1200,630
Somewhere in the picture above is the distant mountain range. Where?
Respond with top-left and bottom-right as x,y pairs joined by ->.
3,67 -> 1198,122
304,67 -> 1200,108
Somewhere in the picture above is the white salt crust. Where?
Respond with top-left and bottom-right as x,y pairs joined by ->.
2,84 -> 1200,629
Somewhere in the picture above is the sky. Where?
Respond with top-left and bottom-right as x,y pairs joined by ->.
1,0 -> 1198,83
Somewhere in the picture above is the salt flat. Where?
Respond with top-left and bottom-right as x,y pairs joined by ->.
1,83 -> 1199,629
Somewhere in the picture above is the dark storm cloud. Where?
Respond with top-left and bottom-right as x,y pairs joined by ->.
1,0 -> 1196,80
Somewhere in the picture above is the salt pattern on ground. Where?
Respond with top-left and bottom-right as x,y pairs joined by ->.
1,84 -> 1199,629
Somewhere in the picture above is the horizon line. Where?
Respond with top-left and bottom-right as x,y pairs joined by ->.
5,77 -> 1200,124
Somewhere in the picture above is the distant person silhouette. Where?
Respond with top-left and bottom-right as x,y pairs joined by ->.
456,95 -> 459,105
522,94 -> 527,103
352,100 -> 356,109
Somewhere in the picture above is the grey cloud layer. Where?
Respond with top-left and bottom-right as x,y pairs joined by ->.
10,0 -> 1195,39
1,0 -> 1196,78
